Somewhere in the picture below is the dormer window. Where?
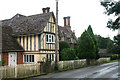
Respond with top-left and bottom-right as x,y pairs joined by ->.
46,34 -> 55,43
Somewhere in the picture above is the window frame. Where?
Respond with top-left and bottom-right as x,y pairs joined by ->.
46,54 -> 55,61
46,34 -> 55,43
23,54 -> 34,63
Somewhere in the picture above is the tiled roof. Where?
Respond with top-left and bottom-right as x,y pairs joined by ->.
2,26 -> 24,52
2,12 -> 55,36
59,26 -> 77,44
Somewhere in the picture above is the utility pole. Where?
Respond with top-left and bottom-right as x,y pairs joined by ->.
55,0 -> 58,70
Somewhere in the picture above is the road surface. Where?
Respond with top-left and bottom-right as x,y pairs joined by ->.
28,62 -> 120,80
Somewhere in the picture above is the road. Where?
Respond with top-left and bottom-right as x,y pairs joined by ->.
28,62 -> 120,80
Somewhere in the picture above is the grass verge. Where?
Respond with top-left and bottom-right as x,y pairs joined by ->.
109,59 -> 120,63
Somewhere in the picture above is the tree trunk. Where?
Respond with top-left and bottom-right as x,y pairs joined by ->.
86,59 -> 90,65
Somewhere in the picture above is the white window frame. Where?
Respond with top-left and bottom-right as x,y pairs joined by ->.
47,54 -> 55,61
23,54 -> 34,63
46,34 -> 55,43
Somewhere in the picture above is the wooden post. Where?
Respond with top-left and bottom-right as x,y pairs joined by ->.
55,0 -> 58,70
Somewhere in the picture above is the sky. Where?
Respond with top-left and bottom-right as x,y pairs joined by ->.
0,0 -> 118,39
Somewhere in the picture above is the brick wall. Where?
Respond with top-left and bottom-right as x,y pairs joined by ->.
2,53 -> 8,66
17,52 -> 23,64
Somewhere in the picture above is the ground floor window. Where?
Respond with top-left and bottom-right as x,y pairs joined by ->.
23,55 -> 34,63
46,54 -> 55,61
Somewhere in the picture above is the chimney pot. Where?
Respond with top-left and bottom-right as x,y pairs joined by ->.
42,7 -> 50,14
63,16 -> 71,27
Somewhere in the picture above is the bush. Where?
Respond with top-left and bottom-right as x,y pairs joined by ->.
59,41 -> 70,61
61,48 -> 76,61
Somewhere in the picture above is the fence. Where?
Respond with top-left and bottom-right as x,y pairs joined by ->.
0,64 -> 41,79
0,58 -> 110,79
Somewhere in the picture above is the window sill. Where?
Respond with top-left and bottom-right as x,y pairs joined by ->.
46,42 -> 55,44
23,62 -> 34,63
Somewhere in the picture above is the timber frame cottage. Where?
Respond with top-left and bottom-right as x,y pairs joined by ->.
1,7 -> 59,66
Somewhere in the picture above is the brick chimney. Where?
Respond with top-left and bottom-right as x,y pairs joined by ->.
42,7 -> 50,14
63,16 -> 71,30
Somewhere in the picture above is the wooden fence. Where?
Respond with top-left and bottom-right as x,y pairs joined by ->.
0,58 -> 110,79
0,64 -> 41,79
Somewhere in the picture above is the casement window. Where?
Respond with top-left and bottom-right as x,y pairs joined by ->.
46,34 -> 55,43
23,55 -> 34,63
46,54 -> 55,61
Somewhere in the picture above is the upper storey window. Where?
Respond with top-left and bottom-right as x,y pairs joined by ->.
46,34 -> 55,43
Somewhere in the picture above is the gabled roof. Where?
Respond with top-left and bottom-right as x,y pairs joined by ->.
59,26 -> 77,44
2,26 -> 24,52
2,12 -> 55,36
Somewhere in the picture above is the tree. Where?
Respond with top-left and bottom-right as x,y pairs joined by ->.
107,38 -> 114,53
100,0 -> 120,54
95,34 -> 119,54
77,31 -> 96,65
95,35 -> 109,49
87,25 -> 99,59
114,34 -> 120,53
61,48 -> 76,61
59,41 -> 70,60
100,0 -> 120,30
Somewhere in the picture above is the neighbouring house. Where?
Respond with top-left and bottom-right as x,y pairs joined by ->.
1,7 -> 59,66
59,16 -> 77,48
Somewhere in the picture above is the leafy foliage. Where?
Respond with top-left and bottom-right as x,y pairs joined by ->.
95,35 -> 120,54
114,34 -> 120,53
59,41 -> 70,61
87,25 -> 99,59
100,0 -> 120,30
77,31 -> 96,59
59,41 -> 70,53
61,48 -> 76,61
95,35 -> 110,49
114,34 -> 120,48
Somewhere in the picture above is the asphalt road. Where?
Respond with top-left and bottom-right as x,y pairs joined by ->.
28,62 -> 120,80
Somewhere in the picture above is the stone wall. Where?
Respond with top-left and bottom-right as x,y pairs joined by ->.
0,57 -> 110,79
57,58 -> 110,71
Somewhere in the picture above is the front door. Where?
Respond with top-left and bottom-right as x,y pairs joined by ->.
9,52 -> 17,66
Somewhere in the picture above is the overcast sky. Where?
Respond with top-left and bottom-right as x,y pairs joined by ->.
0,0 -> 118,39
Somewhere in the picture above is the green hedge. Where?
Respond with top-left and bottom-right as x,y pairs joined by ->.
0,61 -> 2,66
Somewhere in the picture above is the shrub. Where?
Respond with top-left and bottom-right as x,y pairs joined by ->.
61,48 -> 76,61
59,41 -> 70,61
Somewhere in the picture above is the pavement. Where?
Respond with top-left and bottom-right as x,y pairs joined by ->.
27,62 -> 120,80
